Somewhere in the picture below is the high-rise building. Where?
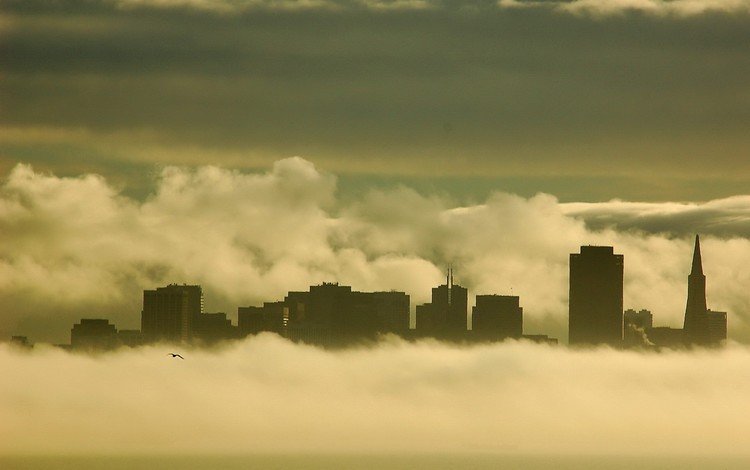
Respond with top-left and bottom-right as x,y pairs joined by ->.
141,284 -> 203,343
683,235 -> 708,344
71,319 -> 118,350
472,295 -> 523,341
415,269 -> 468,340
569,246 -> 623,346
681,235 -> 728,346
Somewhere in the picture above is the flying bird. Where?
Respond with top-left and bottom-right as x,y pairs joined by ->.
168,353 -> 184,359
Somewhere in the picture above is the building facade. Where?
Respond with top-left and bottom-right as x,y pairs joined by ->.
472,295 -> 523,341
569,246 -> 624,346
141,284 -> 203,343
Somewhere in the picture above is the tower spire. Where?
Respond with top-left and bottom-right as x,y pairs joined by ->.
691,234 -> 703,275
684,234 -> 708,339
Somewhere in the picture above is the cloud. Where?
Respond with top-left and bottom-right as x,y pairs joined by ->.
553,0 -> 750,17
108,0 -> 750,15
2,158 -> 750,344
114,0 -> 432,12
3,337 -> 750,455
563,197 -> 750,236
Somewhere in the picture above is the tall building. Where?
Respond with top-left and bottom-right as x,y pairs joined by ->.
141,284 -> 203,343
472,295 -> 523,341
415,269 -> 468,340
682,236 -> 727,346
683,235 -> 708,343
71,319 -> 118,350
569,246 -> 624,346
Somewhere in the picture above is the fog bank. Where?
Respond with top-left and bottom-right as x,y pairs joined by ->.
2,336 -> 749,455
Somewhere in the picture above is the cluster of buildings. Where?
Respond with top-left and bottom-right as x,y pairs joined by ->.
569,236 -> 726,348
9,235 -> 727,351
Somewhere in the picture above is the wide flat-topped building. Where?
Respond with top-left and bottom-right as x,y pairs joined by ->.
472,295 -> 523,341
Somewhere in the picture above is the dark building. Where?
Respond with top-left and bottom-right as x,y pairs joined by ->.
238,302 -> 287,337
569,246 -> 624,346
415,269 -> 468,340
472,295 -> 523,341
646,326 -> 684,349
141,284 -> 203,343
283,283 -> 410,346
117,330 -> 143,347
192,312 -> 235,344
71,319 -> 118,350
10,335 -> 33,349
522,334 -> 558,345
624,309 -> 653,346
683,236 -> 727,346
706,310 -> 728,346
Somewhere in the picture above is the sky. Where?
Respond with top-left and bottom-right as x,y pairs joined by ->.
2,0 -> 750,201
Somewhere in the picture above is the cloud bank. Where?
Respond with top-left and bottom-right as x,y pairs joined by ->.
2,158 -> 750,343
2,336 -> 750,456
111,0 -> 750,16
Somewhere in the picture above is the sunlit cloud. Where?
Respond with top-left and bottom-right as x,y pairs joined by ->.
2,158 -> 750,344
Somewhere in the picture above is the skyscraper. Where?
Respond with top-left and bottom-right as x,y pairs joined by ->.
683,234 -> 708,345
415,269 -> 468,340
683,235 -> 727,346
141,284 -> 204,343
569,246 -> 623,346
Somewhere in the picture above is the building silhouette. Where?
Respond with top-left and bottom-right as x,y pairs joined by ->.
240,283 -> 409,346
71,319 -> 118,350
624,309 -> 653,346
238,302 -> 287,337
683,235 -> 727,346
10,335 -> 33,349
192,312 -> 236,344
646,326 -> 684,348
117,329 -> 143,347
569,246 -> 623,346
415,269 -> 468,340
141,284 -> 204,343
472,295 -> 523,341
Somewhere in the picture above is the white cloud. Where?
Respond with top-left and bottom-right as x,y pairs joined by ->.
2,158 -> 750,344
3,337 -> 750,455
554,0 -> 750,17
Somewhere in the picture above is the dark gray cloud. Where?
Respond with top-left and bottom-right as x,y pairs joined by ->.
565,197 -> 750,236
2,1 -> 750,200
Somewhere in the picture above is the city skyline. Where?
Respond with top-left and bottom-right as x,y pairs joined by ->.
14,237 -> 726,350
4,158 -> 750,345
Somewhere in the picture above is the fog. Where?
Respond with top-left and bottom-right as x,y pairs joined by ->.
2,335 -> 750,455
2,157 -> 750,343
